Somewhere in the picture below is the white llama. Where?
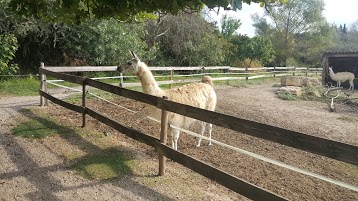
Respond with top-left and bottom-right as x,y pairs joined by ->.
328,67 -> 355,92
118,51 -> 217,150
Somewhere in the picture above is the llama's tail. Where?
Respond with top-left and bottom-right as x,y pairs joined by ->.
201,76 -> 214,87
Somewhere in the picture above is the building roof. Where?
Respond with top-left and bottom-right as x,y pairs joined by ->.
324,51 -> 358,57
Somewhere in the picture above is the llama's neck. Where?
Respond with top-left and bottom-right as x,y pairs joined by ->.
136,62 -> 165,97
329,68 -> 337,80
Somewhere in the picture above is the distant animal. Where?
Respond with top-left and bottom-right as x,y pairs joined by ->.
118,51 -> 217,150
328,66 -> 355,92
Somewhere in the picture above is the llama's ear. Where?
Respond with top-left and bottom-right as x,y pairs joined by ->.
130,50 -> 140,62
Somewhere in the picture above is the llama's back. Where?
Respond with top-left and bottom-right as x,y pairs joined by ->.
336,72 -> 355,81
165,78 -> 217,127
166,80 -> 216,110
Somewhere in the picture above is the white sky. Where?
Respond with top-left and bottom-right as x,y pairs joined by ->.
208,0 -> 358,37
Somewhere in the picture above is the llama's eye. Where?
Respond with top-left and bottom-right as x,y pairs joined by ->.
128,61 -> 132,65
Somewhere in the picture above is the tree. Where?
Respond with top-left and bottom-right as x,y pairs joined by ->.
228,35 -> 275,67
8,0 -> 286,22
221,14 -> 241,38
153,13 -> 227,66
329,22 -> 358,52
253,0 -> 326,66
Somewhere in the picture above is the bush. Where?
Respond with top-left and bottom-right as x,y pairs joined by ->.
0,34 -> 18,75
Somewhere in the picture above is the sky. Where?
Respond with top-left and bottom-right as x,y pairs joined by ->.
208,0 -> 358,37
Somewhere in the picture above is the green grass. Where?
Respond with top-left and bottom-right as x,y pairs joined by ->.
0,77 -> 40,96
277,92 -> 298,100
73,147 -> 135,180
338,116 -> 358,123
221,77 -> 277,88
11,109 -> 68,139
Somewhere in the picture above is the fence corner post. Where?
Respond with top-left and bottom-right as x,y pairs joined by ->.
159,96 -> 169,176
40,62 -> 48,106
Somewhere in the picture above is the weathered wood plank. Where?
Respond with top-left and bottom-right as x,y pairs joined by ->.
39,91 -> 84,113
44,66 -> 118,72
156,143 -> 288,201
39,68 -> 85,85
157,99 -> 358,166
86,107 -> 159,147
86,79 -> 159,106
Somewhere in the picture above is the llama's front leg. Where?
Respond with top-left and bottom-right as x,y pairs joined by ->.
170,128 -> 180,150
196,122 -> 206,147
207,123 -> 213,146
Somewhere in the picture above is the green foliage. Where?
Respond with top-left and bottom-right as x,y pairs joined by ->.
221,14 -> 241,38
0,77 -> 39,96
328,22 -> 358,52
7,0 -> 285,22
233,58 -> 262,67
68,19 -> 154,66
228,35 -> 275,66
253,0 -> 327,66
154,13 -> 227,66
0,34 -> 19,74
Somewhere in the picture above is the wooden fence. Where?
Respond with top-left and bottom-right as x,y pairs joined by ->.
44,65 -> 322,88
39,64 -> 356,201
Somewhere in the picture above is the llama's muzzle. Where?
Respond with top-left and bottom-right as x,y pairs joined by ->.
117,64 -> 125,73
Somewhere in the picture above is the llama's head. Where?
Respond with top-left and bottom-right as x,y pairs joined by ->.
118,50 -> 142,73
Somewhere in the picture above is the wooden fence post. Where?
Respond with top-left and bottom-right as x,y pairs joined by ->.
245,67 -> 249,81
119,73 -> 124,87
169,69 -> 173,89
82,79 -> 87,128
293,66 -> 296,76
40,62 -> 48,106
305,67 -> 309,76
273,67 -> 276,80
159,96 -> 169,176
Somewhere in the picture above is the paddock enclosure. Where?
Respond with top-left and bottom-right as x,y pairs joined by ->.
323,51 -> 358,88
39,63 -> 358,201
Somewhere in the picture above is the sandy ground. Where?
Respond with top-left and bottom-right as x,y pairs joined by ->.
0,82 -> 357,200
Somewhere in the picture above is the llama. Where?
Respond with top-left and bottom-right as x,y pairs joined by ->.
118,51 -> 217,150
328,66 -> 355,92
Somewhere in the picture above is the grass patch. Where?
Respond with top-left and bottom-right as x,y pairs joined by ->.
12,109 -> 68,139
277,92 -> 298,100
72,148 -> 135,180
0,77 -> 40,96
223,77 -> 277,88
338,116 -> 358,123
276,86 -> 325,101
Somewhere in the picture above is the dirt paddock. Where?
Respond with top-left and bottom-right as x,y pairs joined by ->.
1,82 -> 357,200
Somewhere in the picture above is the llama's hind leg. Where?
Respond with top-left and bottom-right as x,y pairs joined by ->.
170,128 -> 180,150
196,122 -> 213,147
